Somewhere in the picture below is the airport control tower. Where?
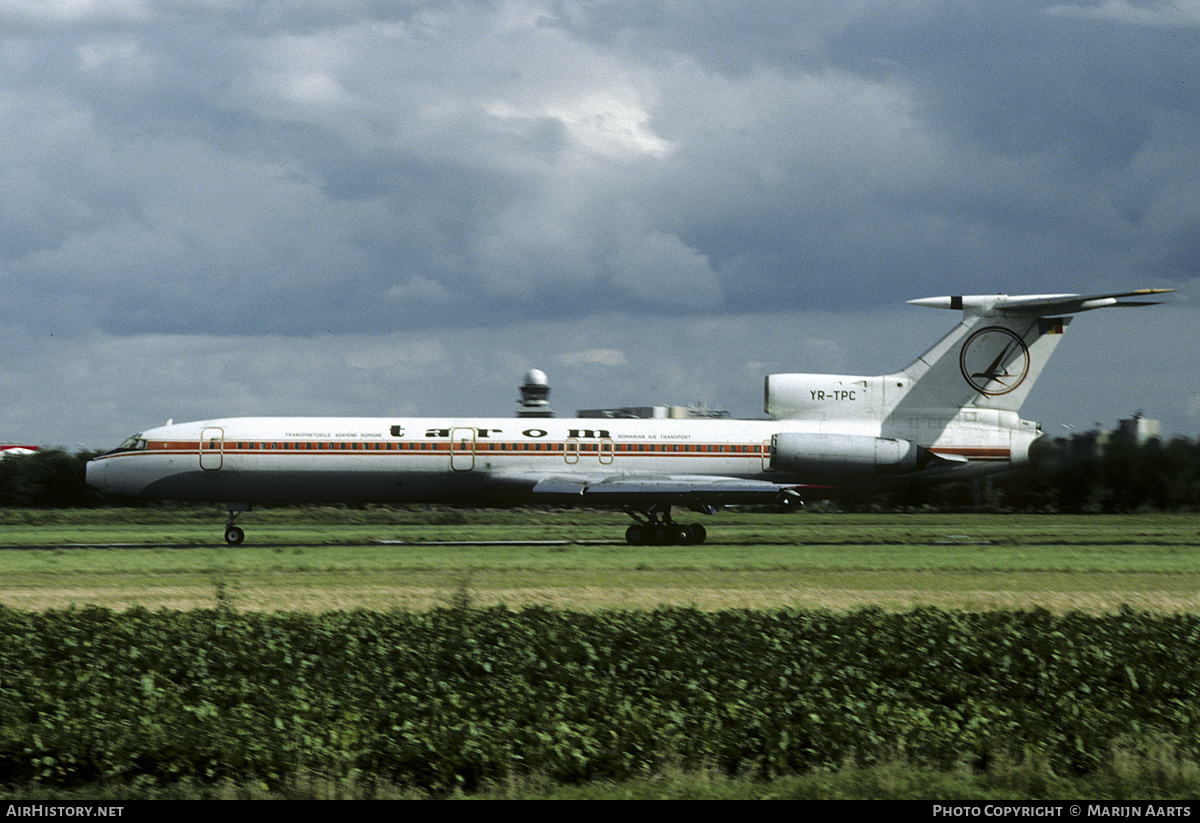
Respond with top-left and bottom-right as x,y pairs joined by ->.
516,369 -> 554,417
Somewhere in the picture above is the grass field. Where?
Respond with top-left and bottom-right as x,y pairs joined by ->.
1,508 -> 1197,613
3,508 -> 1199,800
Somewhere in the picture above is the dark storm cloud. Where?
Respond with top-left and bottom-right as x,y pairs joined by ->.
829,2 -> 1194,166
6,0 -> 1199,337
2,1 -> 1197,445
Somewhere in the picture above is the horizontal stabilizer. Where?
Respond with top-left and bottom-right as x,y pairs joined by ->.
909,289 -> 1174,316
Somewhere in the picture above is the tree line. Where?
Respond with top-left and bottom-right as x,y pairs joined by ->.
880,433 -> 1200,513
3,435 -> 1200,511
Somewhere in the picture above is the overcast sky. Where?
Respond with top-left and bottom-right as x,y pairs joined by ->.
3,0 -> 1198,449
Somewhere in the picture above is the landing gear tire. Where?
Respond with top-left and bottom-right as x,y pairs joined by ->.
626,522 -> 708,545
670,524 -> 694,545
224,526 -> 245,545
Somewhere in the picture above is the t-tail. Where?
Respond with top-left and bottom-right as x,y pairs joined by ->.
764,289 -> 1172,481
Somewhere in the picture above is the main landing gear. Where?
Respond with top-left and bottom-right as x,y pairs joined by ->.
622,505 -> 708,545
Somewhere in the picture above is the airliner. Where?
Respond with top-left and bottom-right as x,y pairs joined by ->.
84,289 -> 1172,545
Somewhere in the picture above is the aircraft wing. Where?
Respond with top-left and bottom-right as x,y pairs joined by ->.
492,471 -> 818,508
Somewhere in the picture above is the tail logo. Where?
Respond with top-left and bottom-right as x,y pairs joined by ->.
959,326 -> 1030,396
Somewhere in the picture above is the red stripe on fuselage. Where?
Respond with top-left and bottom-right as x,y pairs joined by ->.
109,439 -> 772,457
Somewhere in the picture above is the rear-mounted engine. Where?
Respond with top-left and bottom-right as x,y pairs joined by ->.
769,432 -> 922,477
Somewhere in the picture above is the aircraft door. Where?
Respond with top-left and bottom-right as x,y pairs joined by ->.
599,438 -> 614,464
450,427 -> 475,471
200,427 -> 224,470
566,438 -> 613,464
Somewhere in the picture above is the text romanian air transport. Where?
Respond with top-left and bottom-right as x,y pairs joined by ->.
84,290 -> 1172,544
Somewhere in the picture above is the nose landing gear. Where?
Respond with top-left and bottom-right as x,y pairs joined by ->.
223,504 -> 251,545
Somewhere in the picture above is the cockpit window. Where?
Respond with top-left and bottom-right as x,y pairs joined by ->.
110,435 -> 148,453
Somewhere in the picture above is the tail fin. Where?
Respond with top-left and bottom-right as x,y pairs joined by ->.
892,290 -> 1173,414
764,290 -> 1172,422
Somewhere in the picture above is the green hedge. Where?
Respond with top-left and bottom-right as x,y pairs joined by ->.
1,606 -> 1197,791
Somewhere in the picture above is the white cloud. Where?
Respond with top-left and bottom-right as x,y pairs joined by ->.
561,348 -> 628,368
506,92 -> 675,159
0,0 -> 152,26
1047,0 -> 1200,26
608,230 -> 723,310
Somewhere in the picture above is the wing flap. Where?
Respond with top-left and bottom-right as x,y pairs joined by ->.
524,473 -> 818,506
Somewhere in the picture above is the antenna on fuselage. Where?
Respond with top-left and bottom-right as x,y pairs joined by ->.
517,369 -> 554,418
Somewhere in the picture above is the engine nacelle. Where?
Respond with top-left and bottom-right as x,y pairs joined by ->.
765,373 -> 885,420
770,433 -> 922,478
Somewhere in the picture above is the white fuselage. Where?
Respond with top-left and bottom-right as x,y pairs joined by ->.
85,412 -> 1037,506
